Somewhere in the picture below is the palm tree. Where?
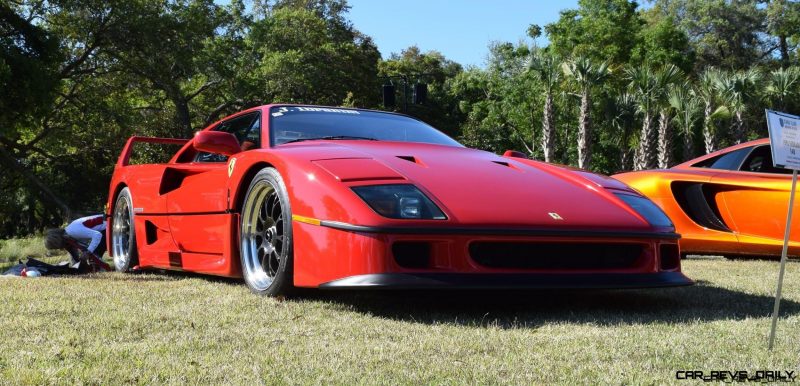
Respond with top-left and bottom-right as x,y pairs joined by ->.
626,65 -> 659,170
562,56 -> 609,170
529,51 -> 561,163
655,65 -> 683,168
716,68 -> 762,144
766,66 -> 800,112
668,83 -> 702,162
696,68 -> 723,154
610,92 -> 638,170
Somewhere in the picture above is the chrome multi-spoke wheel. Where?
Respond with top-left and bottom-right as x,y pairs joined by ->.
112,187 -> 137,271
241,168 -> 293,295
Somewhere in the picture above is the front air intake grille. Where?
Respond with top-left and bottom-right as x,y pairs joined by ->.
392,242 -> 431,269
469,242 -> 643,270
659,244 -> 681,271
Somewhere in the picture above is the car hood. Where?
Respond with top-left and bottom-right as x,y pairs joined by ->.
281,141 -> 657,231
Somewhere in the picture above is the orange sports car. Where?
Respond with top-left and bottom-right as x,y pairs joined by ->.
614,138 -> 799,258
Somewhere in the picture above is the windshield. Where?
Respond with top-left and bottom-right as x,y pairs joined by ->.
269,106 -> 463,147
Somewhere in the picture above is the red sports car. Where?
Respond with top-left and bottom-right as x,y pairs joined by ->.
106,104 -> 692,295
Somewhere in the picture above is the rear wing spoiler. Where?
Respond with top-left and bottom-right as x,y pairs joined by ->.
116,136 -> 190,167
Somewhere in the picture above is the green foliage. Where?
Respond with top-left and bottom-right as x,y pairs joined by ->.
765,0 -> 800,66
562,56 -> 610,92
249,6 -> 380,108
378,46 -> 463,136
545,0 -> 643,65
647,0 -> 768,70
0,1 -> 61,135
625,65 -> 660,118
0,236 -> 49,263
766,66 -> 800,111
668,84 -> 702,136
631,16 -> 694,72
528,50 -> 561,93
453,43 -> 540,157
716,68 -> 763,113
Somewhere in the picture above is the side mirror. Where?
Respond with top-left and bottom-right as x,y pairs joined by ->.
193,131 -> 241,156
503,150 -> 528,159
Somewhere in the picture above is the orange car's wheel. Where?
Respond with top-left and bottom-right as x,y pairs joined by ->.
112,187 -> 138,272
240,168 -> 295,296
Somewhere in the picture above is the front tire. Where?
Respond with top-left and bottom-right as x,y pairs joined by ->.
112,187 -> 138,271
240,168 -> 294,296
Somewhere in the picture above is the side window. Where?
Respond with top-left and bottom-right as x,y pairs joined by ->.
196,113 -> 261,163
692,147 -> 752,171
740,145 -> 792,174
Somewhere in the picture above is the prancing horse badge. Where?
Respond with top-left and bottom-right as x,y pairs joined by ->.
228,157 -> 236,177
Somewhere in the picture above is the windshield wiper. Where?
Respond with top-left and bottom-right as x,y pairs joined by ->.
283,135 -> 379,144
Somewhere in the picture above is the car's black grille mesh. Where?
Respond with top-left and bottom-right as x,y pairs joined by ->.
469,242 -> 643,270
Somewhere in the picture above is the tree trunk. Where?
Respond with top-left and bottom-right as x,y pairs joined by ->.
175,97 -> 193,138
620,125 -> 632,171
657,109 -> 672,168
621,149 -> 630,171
530,110 -> 536,156
541,93 -> 555,163
560,122 -> 570,164
636,112 -> 655,170
780,34 -> 789,69
733,110 -> 745,144
25,193 -> 36,235
703,101 -> 715,154
577,91 -> 592,170
163,83 -> 193,138
683,129 -> 694,162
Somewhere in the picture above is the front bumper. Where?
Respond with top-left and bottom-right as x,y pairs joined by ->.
291,218 -> 688,288
319,271 -> 694,290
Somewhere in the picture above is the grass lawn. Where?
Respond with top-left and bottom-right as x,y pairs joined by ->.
2,245 -> 800,384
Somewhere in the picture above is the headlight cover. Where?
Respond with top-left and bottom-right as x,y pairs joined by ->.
352,184 -> 447,220
615,193 -> 674,228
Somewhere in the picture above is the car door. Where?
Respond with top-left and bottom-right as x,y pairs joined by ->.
711,144 -> 800,255
165,112 -> 262,255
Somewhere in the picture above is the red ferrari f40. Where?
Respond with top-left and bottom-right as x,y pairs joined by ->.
106,105 -> 692,295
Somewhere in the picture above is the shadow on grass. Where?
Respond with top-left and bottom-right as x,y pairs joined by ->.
302,280 -> 798,328
99,269 -> 244,285
8,260 -> 796,328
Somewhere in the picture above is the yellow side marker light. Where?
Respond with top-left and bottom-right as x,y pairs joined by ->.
292,215 -> 321,226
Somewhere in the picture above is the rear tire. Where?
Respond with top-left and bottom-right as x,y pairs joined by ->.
240,168 -> 295,296
112,187 -> 138,271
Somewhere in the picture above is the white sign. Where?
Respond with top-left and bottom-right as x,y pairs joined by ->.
765,109 -> 800,350
766,109 -> 800,170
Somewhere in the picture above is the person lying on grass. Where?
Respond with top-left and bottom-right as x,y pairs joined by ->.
44,214 -> 111,272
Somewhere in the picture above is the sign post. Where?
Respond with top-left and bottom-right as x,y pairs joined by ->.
766,109 -> 800,349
